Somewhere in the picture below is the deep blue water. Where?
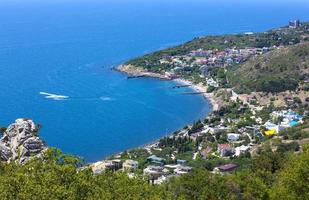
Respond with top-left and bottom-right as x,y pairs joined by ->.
0,0 -> 308,162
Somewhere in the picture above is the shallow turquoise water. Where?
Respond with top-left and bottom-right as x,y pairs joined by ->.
0,0 -> 308,162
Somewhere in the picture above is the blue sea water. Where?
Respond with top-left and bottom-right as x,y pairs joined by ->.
0,0 -> 308,162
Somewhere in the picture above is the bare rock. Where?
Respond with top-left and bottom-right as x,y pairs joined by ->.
0,118 -> 46,164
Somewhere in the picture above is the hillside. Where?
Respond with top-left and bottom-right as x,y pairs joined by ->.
227,43 -> 309,93
122,22 -> 309,95
125,23 -> 308,74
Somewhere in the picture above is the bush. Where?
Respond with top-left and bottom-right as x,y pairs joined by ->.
276,142 -> 300,153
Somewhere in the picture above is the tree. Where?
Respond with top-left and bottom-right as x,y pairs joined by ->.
270,145 -> 309,200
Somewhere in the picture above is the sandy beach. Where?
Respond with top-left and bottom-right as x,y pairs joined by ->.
173,78 -> 219,111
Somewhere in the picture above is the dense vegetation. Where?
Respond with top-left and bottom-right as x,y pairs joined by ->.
227,43 -> 309,93
0,149 -> 168,200
0,144 -> 308,199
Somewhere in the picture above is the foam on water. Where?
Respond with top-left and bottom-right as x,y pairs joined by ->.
40,92 -> 69,100
100,97 -> 114,101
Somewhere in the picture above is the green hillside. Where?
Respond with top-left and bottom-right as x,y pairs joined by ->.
227,43 -> 309,93
126,26 -> 306,73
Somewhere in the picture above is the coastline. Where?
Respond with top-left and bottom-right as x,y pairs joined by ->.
115,64 -> 219,111
114,64 -> 171,80
173,78 -> 219,111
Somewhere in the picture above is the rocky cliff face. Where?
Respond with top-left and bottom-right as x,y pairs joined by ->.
0,118 -> 46,164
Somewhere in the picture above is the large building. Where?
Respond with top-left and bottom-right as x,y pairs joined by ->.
289,19 -> 301,28
122,160 -> 139,171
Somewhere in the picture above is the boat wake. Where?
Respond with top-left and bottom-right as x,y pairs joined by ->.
39,92 -> 69,101
40,92 -> 114,102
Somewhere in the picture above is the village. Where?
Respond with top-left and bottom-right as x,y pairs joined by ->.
163,45 -> 271,81
91,88 -> 308,184
90,20 -> 309,184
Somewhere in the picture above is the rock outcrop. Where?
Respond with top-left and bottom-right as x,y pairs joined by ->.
0,118 -> 46,164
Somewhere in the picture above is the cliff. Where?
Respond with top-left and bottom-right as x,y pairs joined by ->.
0,118 -> 46,164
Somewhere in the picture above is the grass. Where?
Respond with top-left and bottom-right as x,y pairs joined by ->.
227,43 -> 309,93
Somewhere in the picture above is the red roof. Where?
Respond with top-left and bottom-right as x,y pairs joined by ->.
218,144 -> 231,150
218,163 -> 238,172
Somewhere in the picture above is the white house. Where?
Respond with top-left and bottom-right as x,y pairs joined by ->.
122,160 -> 139,171
227,133 -> 240,141
235,145 -> 250,156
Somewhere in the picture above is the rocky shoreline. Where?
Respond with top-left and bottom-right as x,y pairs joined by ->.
114,64 -> 172,80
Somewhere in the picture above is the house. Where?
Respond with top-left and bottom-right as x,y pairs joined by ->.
91,159 -> 122,174
264,121 -> 277,130
201,146 -> 213,159
214,163 -> 238,173
165,71 -> 177,79
207,127 -> 220,135
217,144 -> 234,157
268,110 -> 303,132
255,117 -> 263,124
154,175 -> 169,185
101,159 -> 122,171
143,165 -> 168,179
190,132 -> 202,141
285,111 -> 302,121
247,96 -> 257,104
91,161 -> 107,174
176,159 -> 187,165
289,19 -> 301,28
147,155 -> 165,166
284,97 -> 294,103
235,145 -> 250,156
174,166 -> 192,175
206,78 -> 219,88
164,164 -> 180,170
264,129 -> 277,136
122,160 -> 139,171
154,175 -> 178,185
227,133 -> 240,141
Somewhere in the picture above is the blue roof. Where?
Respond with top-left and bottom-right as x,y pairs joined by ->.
148,155 -> 164,162
290,121 -> 298,127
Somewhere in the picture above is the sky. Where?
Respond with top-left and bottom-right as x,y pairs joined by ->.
0,0 -> 308,3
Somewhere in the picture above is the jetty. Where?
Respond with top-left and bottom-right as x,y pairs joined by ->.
172,84 -> 192,89
181,92 -> 207,95
127,75 -> 146,79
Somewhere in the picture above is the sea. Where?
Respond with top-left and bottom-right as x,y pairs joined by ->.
0,0 -> 308,162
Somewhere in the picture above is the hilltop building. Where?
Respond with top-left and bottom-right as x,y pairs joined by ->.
289,19 -> 301,28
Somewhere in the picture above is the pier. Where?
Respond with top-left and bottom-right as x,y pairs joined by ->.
172,84 -> 192,89
127,75 -> 146,79
181,92 -> 207,95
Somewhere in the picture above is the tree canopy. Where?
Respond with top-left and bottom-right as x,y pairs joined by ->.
0,146 -> 308,199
